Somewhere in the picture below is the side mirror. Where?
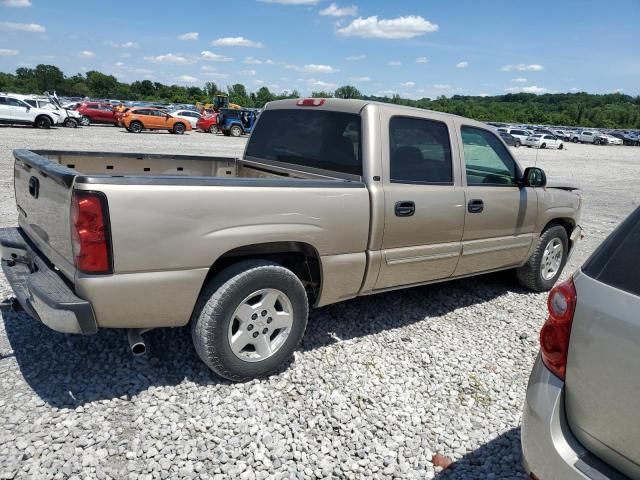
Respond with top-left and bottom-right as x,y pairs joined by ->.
522,167 -> 546,187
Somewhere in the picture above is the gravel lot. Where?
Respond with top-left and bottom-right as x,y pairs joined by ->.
0,125 -> 638,480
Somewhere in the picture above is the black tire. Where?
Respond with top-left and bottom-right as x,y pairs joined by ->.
222,130 -> 231,136
129,121 -> 143,133
230,125 -> 243,137
572,138 -> 579,143
191,260 -> 309,381
558,143 -> 563,150
64,118 -> 79,128
80,116 -> 91,126
208,125 -> 218,134
516,225 -> 569,292
593,139 -> 600,145
173,122 -> 186,135
515,140 -> 521,148
35,115 -> 52,129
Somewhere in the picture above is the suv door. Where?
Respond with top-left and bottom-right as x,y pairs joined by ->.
6,97 -> 32,122
454,123 -> 538,276
375,113 -> 465,290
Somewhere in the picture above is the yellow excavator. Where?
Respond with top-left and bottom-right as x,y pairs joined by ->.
196,94 -> 241,114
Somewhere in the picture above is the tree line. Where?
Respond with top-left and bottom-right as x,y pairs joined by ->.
1,64 -> 639,128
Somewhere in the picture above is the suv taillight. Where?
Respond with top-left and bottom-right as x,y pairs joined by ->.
539,277 -> 577,380
71,191 -> 112,274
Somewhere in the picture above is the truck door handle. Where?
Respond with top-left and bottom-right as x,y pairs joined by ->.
395,201 -> 415,217
467,199 -> 484,213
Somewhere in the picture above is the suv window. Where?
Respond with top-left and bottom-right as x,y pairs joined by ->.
461,126 -> 518,186
86,103 -> 98,109
245,109 -> 362,177
389,116 -> 453,184
583,207 -> 640,296
510,130 -> 526,136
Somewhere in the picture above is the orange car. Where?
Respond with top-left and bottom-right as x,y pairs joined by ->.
122,108 -> 192,134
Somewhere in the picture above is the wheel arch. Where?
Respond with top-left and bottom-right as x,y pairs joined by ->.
35,114 -> 54,126
543,217 -> 575,250
198,241 -> 323,307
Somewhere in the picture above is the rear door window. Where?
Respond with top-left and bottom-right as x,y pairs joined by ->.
245,109 -> 362,176
583,207 -> 640,296
389,116 -> 453,184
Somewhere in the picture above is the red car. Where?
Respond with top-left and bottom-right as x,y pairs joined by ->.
196,113 -> 219,133
76,102 -> 115,126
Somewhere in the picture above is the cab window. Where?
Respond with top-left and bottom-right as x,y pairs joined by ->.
461,126 -> 518,186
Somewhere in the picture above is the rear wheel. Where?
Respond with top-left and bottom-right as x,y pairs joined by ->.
558,143 -> 564,150
540,143 -> 547,149
208,124 -> 218,134
517,225 -> 569,292
572,137 -> 579,143
173,122 -> 186,135
515,140 -> 521,148
129,121 -> 143,133
230,125 -> 243,137
191,260 -> 309,381
80,116 -> 91,126
35,115 -> 52,129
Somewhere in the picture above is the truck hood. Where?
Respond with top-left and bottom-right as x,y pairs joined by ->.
546,176 -> 580,191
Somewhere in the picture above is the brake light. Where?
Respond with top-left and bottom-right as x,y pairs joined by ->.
296,98 -> 326,107
539,277 -> 577,380
71,191 -> 112,274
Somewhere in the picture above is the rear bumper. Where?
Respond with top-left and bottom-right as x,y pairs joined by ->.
0,227 -> 97,335
522,355 -> 627,480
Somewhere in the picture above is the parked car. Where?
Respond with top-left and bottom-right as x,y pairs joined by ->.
571,130 -> 599,144
522,205 -> 639,480
0,98 -> 582,381
499,131 -> 520,147
597,133 -> 623,145
506,128 -> 534,145
196,113 -> 220,133
113,107 -> 131,127
170,110 -> 201,129
525,134 -> 564,149
553,130 -> 572,141
19,93 -> 83,128
219,108 -> 257,137
122,107 -> 192,134
0,93 -> 62,128
76,102 -> 115,126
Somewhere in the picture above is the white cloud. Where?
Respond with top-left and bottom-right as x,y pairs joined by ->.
114,61 -> 125,67
212,36 -> 263,48
3,0 -> 31,6
433,84 -> 451,90
0,48 -> 19,56
351,76 -> 371,82
400,81 -> 415,88
145,53 -> 195,64
79,50 -> 95,58
570,87 -> 579,92
0,21 -> 45,32
456,61 -> 468,68
613,88 -> 624,93
505,85 -> 549,94
200,51 -> 233,62
512,77 -> 527,83
178,32 -> 199,41
240,69 -> 257,75
346,54 -> 366,61
388,60 -> 402,66
178,75 -> 198,82
501,63 -> 543,72
337,15 -> 438,39
303,64 -> 337,73
320,3 -> 357,16
243,56 -> 262,64
253,80 -> 265,85
307,78 -> 337,89
265,59 -> 276,65
258,0 -> 318,4
416,56 -> 428,64
120,53 -> 132,58
105,41 -> 139,48
131,68 -> 153,74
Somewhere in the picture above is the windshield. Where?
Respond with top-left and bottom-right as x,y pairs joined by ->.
245,109 -> 362,177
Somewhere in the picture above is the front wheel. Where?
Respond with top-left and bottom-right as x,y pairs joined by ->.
515,141 -> 521,148
191,260 -> 309,381
558,143 -> 564,150
129,121 -> 143,133
35,115 -> 52,129
516,225 -> 568,292
80,116 -> 91,126
64,118 -> 79,128
173,122 -> 186,135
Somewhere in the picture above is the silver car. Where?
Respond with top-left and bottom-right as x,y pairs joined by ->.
522,206 -> 640,479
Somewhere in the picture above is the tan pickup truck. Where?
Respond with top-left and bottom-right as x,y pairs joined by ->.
0,98 -> 582,380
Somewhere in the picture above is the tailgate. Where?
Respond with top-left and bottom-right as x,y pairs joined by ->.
564,209 -> 640,479
13,149 -> 77,280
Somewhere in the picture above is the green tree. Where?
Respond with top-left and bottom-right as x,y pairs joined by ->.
334,85 -> 361,99
204,81 -> 219,97
255,86 -> 275,107
310,91 -> 333,98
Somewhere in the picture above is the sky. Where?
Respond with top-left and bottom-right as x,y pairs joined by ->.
0,0 -> 639,98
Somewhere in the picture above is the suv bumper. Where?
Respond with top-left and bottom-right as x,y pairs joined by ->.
522,355 -> 627,480
0,227 -> 97,335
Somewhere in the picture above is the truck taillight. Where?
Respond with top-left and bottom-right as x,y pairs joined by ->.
296,98 -> 326,107
71,191 -> 112,274
539,277 -> 577,380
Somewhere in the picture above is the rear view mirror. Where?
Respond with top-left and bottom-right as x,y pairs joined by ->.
523,167 -> 546,187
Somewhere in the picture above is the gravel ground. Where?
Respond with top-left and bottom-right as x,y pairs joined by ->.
0,125 -> 638,480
